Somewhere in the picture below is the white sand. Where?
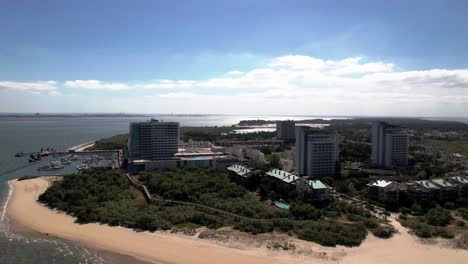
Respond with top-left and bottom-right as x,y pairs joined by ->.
73,142 -> 95,152
7,178 -> 468,264
343,215 -> 468,264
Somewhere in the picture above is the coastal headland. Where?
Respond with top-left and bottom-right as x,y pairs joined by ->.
7,177 -> 468,264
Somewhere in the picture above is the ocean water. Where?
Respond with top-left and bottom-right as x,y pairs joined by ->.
0,116 -> 141,264
0,114 -> 467,263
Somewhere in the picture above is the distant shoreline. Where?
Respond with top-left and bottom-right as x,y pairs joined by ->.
68,142 -> 96,152
0,113 -> 466,119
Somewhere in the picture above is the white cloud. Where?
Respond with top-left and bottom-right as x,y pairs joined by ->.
64,80 -> 131,91
138,55 -> 468,116
226,70 -> 244,75
63,80 -> 189,90
0,81 -> 58,92
0,80 -> 61,96
2,55 -> 468,116
268,55 -> 327,70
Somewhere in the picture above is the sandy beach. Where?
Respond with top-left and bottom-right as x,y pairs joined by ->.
71,142 -> 96,152
7,177 -> 468,264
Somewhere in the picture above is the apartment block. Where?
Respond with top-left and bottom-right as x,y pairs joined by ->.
372,122 -> 409,168
128,119 -> 180,161
295,126 -> 339,177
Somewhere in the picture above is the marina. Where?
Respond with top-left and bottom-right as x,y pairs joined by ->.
10,148 -> 122,175
37,161 -> 64,171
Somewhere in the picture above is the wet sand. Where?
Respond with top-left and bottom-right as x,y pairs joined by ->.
7,178 -> 468,264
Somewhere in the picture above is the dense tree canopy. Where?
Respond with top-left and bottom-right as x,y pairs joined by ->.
138,167 -> 278,218
38,168 -> 385,247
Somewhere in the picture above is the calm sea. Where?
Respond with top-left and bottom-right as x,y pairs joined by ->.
0,114 -> 467,263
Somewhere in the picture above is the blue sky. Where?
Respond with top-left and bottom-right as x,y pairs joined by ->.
1,0 -> 468,116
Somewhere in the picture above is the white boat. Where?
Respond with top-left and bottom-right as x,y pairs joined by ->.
76,163 -> 89,171
38,161 -> 64,171
60,158 -> 71,165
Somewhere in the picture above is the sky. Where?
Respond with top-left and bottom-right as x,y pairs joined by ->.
1,0 -> 468,117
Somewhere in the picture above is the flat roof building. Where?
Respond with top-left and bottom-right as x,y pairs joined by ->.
265,169 -> 331,201
227,164 -> 252,177
276,120 -> 296,141
266,168 -> 300,183
295,126 -> 339,178
367,180 -> 402,204
128,119 -> 179,161
372,122 -> 409,168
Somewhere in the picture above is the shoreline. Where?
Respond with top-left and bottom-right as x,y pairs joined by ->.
7,178 -> 329,264
0,181 -> 14,223
3,179 -> 152,264
7,177 -> 468,264
68,142 -> 96,152
8,225 -> 155,264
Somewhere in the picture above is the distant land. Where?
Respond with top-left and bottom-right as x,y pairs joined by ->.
0,113 -> 466,121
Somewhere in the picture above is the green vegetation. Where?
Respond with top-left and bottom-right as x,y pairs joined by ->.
179,126 -> 236,141
265,153 -> 281,169
86,134 -> 129,159
180,126 -> 275,142
138,168 -> 278,218
371,226 -> 394,239
340,140 -> 371,163
39,170 -> 226,231
457,208 -> 468,220
39,168 -> 393,247
87,134 -> 128,151
296,221 -> 367,247
412,154 -> 463,179
425,207 -> 453,226
290,202 -> 321,220
424,139 -> 468,157
399,207 -> 455,239
234,200 -> 378,247
333,178 -> 368,197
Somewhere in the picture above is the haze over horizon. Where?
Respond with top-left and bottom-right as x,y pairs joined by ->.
1,0 -> 468,117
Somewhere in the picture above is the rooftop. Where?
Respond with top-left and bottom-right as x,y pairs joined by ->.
449,176 -> 468,184
176,148 -> 224,157
308,180 -> 327,189
431,178 -> 454,188
266,169 -> 299,183
227,164 -> 251,177
180,156 -> 215,161
370,180 -> 393,188
415,180 -> 439,189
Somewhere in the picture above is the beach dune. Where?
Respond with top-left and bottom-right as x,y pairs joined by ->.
7,178 -> 468,264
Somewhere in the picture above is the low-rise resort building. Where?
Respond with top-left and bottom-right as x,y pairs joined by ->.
226,164 -> 252,177
266,169 -> 331,201
367,175 -> 468,205
367,180 -> 402,204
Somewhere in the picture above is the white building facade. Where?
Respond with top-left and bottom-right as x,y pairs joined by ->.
295,126 -> 339,178
128,119 -> 180,161
371,122 -> 409,168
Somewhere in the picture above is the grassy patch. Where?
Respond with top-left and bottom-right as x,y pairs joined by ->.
424,139 -> 468,157
399,207 -> 455,239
